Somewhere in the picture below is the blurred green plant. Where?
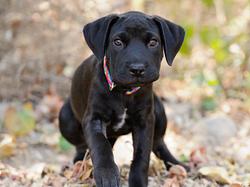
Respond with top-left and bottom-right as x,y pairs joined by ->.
180,24 -> 195,55
59,135 -> 73,152
202,0 -> 214,7
4,103 -> 36,137
179,154 -> 189,163
201,96 -> 217,111
176,0 -> 250,111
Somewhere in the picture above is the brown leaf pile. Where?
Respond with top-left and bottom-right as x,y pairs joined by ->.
163,165 -> 187,187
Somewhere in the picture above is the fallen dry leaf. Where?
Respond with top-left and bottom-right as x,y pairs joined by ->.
163,165 -> 187,187
163,177 -> 181,187
199,166 -> 231,184
190,147 -> 207,166
0,162 -> 9,178
44,174 -> 66,187
71,159 -> 93,181
62,151 -> 93,182
36,86 -> 63,121
229,183 -> 242,187
3,103 -> 36,137
236,174 -> 250,186
169,165 -> 187,179
63,167 -> 73,179
0,134 -> 16,158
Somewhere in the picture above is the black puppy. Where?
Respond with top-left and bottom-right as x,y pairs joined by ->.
59,11 -> 186,187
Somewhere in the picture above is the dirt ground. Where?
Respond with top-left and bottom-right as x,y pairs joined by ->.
1,81 -> 250,186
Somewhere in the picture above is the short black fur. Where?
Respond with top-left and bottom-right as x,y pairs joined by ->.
59,11 -> 187,187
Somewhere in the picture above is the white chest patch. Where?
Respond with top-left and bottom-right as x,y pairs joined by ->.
113,108 -> 127,131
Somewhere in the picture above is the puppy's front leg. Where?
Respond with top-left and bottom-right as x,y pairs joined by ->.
129,111 -> 155,187
84,118 -> 119,187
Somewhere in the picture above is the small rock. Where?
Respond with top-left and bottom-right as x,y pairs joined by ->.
234,145 -> 250,163
26,162 -> 46,180
195,115 -> 237,145
164,102 -> 193,129
113,134 -> 133,166
199,166 -> 231,184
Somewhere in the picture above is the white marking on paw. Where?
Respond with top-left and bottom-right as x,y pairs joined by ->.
113,108 -> 127,131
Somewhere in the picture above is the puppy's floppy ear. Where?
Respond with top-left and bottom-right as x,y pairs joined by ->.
153,16 -> 185,66
83,14 -> 118,61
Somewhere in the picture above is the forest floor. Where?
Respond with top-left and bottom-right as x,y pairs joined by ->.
1,79 -> 250,187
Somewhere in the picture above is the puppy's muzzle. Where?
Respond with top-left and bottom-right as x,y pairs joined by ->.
129,63 -> 146,77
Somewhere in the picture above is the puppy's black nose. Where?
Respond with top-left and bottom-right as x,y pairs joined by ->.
129,64 -> 145,77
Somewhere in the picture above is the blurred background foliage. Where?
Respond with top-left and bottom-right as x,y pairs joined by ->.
0,0 -> 249,114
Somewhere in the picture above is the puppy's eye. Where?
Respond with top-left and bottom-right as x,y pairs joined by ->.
113,39 -> 123,48
147,39 -> 158,48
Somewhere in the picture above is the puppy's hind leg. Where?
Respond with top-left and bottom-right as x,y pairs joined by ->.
152,95 -> 189,171
59,100 -> 87,163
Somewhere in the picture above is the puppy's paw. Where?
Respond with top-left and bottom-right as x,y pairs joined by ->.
93,164 -> 120,187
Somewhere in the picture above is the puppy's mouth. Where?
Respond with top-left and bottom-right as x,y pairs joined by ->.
121,82 -> 145,88
113,77 -> 158,87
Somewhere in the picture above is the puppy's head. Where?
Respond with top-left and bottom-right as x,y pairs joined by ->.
83,11 -> 185,86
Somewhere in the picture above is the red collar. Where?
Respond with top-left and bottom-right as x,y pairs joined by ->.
103,56 -> 141,95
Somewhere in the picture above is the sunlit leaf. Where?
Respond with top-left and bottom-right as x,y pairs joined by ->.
199,166 -> 231,184
210,38 -> 229,63
207,79 -> 219,86
0,134 -> 16,159
215,50 -> 228,63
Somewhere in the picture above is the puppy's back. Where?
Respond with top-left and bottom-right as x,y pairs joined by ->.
70,55 -> 98,122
